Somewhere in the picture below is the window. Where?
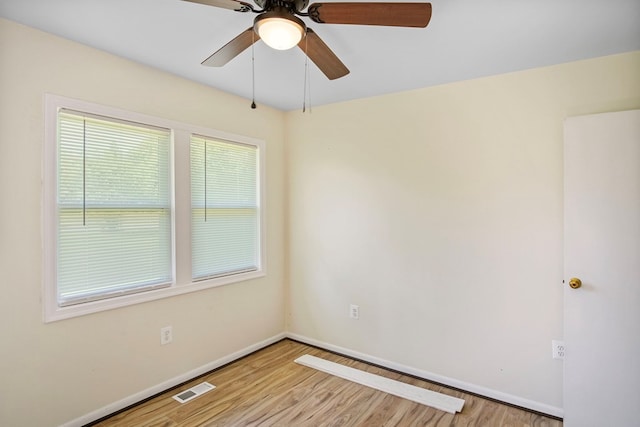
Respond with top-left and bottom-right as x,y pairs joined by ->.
44,95 -> 265,322
191,136 -> 260,280
56,110 -> 172,306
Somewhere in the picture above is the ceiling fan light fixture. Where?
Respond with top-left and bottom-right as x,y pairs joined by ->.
254,11 -> 306,51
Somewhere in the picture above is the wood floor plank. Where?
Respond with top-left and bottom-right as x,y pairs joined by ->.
91,340 -> 562,427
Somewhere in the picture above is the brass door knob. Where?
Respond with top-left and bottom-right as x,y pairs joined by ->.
569,277 -> 582,289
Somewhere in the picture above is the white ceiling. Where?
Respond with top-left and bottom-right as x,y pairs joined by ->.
1,0 -> 639,111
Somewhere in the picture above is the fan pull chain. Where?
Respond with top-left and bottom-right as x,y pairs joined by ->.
302,33 -> 311,113
251,31 -> 257,109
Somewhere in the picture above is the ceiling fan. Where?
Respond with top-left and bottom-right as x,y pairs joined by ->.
183,0 -> 432,80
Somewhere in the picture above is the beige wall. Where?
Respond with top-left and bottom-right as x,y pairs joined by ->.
0,18 -> 286,426
285,52 -> 640,412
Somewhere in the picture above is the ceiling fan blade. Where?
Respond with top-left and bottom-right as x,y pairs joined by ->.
307,2 -> 432,27
298,28 -> 349,80
182,0 -> 254,13
202,28 -> 260,67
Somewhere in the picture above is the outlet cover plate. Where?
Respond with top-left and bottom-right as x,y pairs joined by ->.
552,340 -> 565,359
350,304 -> 359,320
161,326 -> 173,345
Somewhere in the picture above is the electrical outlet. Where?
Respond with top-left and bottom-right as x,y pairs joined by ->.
161,326 -> 173,345
349,304 -> 359,320
552,340 -> 565,359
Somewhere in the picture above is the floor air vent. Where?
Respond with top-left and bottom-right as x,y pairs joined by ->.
172,382 -> 215,404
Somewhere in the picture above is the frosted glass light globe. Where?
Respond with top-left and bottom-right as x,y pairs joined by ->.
255,14 -> 305,50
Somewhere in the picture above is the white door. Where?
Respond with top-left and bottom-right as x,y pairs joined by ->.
563,110 -> 640,427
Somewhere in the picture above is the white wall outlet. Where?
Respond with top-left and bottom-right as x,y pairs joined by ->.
349,304 -> 360,320
161,326 -> 173,345
552,340 -> 565,359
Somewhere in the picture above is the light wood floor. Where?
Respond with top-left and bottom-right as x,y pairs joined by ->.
90,339 -> 562,426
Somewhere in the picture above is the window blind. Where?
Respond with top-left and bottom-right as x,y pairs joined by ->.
57,110 -> 172,306
190,135 -> 259,281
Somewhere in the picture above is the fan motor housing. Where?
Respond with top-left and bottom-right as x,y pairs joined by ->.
254,0 -> 309,12
254,9 -> 307,36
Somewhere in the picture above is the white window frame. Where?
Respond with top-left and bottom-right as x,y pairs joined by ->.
43,94 -> 266,322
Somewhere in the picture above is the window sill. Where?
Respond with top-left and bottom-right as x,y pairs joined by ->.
43,270 -> 266,323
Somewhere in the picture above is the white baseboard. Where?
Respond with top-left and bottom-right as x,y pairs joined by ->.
286,332 -> 564,419
60,332 -> 286,427
295,354 -> 465,414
